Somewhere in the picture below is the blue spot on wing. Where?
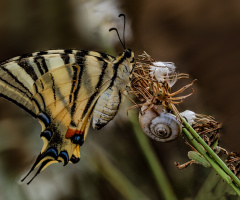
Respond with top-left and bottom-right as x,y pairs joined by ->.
40,130 -> 52,140
71,134 -> 84,146
45,147 -> 58,159
38,112 -> 50,127
59,151 -> 69,166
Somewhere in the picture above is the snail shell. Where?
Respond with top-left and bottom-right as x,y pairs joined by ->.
139,106 -> 182,142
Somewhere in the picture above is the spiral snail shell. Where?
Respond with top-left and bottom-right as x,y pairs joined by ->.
139,106 -> 182,142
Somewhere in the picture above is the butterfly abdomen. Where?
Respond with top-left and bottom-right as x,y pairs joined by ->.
92,87 -> 122,130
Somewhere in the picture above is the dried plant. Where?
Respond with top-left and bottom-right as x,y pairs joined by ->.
130,51 -> 193,117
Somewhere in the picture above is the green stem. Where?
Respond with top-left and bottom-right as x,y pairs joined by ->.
98,153 -> 149,200
195,170 -> 221,200
88,143 -> 150,200
130,113 -> 177,200
181,117 -> 240,195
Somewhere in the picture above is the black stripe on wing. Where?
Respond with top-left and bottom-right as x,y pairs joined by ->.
70,64 -> 84,117
61,53 -> 70,65
0,67 -> 32,96
34,55 -> 49,75
50,74 -> 56,102
0,76 -> 32,99
109,54 -> 127,88
81,60 -> 108,119
69,65 -> 82,104
18,58 -> 38,81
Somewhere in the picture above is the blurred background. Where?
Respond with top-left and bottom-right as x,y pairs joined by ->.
0,0 -> 240,199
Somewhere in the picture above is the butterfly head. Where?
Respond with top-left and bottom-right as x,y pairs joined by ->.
123,48 -> 135,73
124,49 -> 134,61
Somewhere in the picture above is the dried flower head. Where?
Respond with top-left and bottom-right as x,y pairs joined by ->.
226,152 -> 240,177
130,51 -> 194,116
192,114 -> 223,148
175,113 -> 226,170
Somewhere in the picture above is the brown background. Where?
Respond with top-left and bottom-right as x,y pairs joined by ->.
0,0 -> 239,199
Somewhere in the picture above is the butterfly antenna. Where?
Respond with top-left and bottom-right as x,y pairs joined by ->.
119,14 -> 126,48
109,28 -> 125,49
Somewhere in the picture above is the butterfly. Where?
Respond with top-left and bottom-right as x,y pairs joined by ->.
0,14 -> 134,184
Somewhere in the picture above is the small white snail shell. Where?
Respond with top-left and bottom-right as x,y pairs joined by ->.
139,106 -> 182,142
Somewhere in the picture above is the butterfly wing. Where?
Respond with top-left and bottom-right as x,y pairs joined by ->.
0,56 -> 37,116
0,50 -> 114,183
0,50 -> 79,116
0,50 -> 114,116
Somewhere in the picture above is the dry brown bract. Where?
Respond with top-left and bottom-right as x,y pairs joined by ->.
226,152 -> 240,177
192,115 -> 222,148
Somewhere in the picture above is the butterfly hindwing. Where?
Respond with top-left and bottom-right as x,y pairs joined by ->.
23,55 -> 114,183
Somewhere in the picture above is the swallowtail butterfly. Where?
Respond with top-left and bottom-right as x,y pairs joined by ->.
0,14 -> 134,184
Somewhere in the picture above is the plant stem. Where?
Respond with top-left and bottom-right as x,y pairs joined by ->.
195,170 -> 221,200
98,153 -> 149,200
87,143 -> 150,200
130,112 -> 178,200
181,117 -> 240,196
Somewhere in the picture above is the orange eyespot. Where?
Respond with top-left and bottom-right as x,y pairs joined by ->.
66,128 -> 83,139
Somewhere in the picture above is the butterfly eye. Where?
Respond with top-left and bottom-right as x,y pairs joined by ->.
125,50 -> 132,58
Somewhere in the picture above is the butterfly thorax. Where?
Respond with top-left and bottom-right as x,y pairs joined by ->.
111,49 -> 134,89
